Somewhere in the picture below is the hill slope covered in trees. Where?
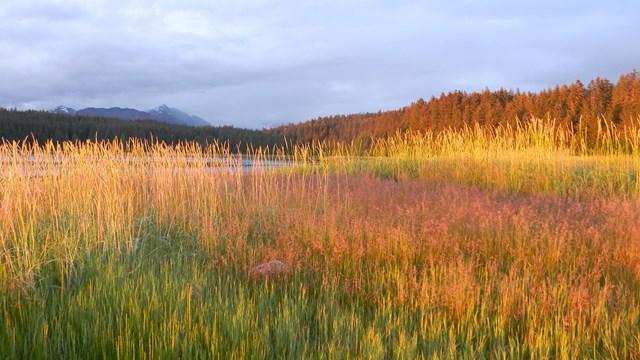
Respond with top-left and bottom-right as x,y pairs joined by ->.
0,109 -> 281,150
267,70 -> 640,146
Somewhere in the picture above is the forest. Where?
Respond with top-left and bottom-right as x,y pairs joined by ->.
267,70 -> 640,146
0,109 -> 283,150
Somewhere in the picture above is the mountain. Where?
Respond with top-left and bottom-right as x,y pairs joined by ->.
76,107 -> 152,121
48,105 -> 211,127
49,106 -> 77,115
147,105 -> 210,126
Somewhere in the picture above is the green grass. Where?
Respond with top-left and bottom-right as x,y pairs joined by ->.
0,217 -> 482,359
4,210 -> 639,359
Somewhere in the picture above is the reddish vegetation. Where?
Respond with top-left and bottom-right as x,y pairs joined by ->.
205,173 -> 640,327
268,70 -> 640,145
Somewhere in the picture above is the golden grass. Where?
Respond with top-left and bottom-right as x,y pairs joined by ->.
1,118 -> 640,358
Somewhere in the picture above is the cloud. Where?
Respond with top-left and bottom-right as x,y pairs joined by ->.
0,0 -> 638,128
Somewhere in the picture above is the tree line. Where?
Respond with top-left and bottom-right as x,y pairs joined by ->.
0,109 -> 284,151
267,70 -> 640,146
2,70 -> 639,150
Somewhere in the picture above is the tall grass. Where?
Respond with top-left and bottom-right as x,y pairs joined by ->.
1,118 -> 640,358
354,117 -> 640,198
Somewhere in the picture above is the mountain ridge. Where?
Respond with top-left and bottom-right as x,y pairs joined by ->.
146,104 -> 210,127
49,104 -> 211,127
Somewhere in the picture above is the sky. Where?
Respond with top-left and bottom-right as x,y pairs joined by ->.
0,0 -> 638,128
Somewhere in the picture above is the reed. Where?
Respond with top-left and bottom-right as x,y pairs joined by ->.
1,118 -> 639,358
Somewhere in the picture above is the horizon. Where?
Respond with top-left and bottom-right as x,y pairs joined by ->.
1,1 -> 638,128
4,68 -> 639,130
15,68 -> 639,130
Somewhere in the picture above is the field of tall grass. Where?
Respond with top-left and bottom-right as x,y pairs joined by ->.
2,118 -> 640,358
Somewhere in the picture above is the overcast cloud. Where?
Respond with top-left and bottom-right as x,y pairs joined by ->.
0,0 -> 638,128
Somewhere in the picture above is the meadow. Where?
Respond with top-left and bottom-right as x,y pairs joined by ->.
1,119 -> 640,358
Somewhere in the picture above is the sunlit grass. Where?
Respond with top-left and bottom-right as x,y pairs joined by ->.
1,118 -> 640,358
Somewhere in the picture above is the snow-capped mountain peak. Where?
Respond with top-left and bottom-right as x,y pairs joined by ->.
149,104 -> 171,114
49,106 -> 77,115
147,105 -> 210,126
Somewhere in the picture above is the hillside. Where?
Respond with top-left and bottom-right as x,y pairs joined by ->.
267,70 -> 640,146
0,109 -> 281,150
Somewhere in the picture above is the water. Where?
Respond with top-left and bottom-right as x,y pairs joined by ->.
0,155 -> 294,177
